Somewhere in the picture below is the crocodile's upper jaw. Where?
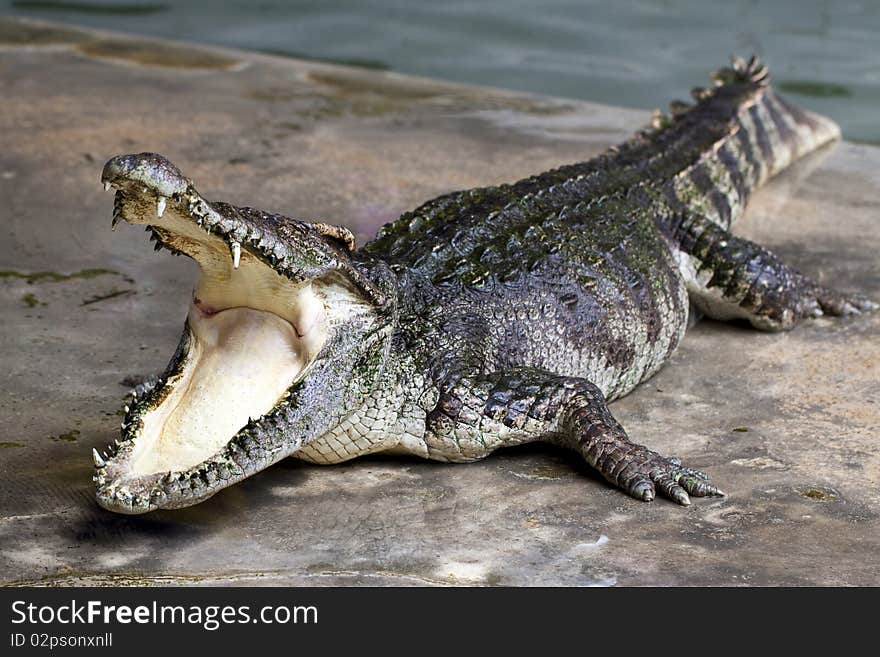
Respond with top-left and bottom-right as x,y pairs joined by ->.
95,154 -> 334,513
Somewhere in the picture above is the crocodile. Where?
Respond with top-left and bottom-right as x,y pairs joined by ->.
94,56 -> 875,514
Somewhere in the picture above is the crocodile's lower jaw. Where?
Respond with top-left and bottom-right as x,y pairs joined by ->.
95,171 -> 327,514
127,303 -> 305,478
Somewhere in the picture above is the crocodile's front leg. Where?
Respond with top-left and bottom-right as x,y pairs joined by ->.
424,367 -> 724,505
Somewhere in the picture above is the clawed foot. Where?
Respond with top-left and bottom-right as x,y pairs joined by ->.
750,273 -> 876,330
618,450 -> 725,506
807,284 -> 878,318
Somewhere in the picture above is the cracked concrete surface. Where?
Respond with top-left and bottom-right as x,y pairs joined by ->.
0,17 -> 877,586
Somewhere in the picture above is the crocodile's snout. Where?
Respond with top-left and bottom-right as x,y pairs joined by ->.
101,152 -> 189,198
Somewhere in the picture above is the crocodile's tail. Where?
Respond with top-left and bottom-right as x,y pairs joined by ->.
650,56 -> 841,227
714,56 -> 840,183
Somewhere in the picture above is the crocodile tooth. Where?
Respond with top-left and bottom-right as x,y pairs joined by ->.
157,196 -> 166,218
231,241 -> 241,269
104,182 -> 111,191
92,448 -> 105,468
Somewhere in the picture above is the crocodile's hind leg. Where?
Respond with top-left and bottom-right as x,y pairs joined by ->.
664,212 -> 877,331
424,367 -> 723,505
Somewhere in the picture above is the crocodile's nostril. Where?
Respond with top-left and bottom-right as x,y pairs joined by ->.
101,152 -> 189,198
100,155 -> 130,185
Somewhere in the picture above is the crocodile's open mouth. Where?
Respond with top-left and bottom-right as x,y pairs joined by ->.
94,154 -> 335,513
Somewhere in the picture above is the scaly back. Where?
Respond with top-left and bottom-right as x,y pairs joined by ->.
365,56 -> 841,270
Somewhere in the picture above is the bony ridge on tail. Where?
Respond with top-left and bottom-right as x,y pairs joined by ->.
94,56 -> 876,513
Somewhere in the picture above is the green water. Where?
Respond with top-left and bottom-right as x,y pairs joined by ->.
4,0 -> 879,143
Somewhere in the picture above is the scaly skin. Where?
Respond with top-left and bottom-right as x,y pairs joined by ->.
95,57 -> 875,513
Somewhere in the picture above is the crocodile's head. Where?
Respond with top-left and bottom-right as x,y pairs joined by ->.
95,153 -> 395,514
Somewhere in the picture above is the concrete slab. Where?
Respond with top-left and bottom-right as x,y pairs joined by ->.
0,17 -> 877,586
